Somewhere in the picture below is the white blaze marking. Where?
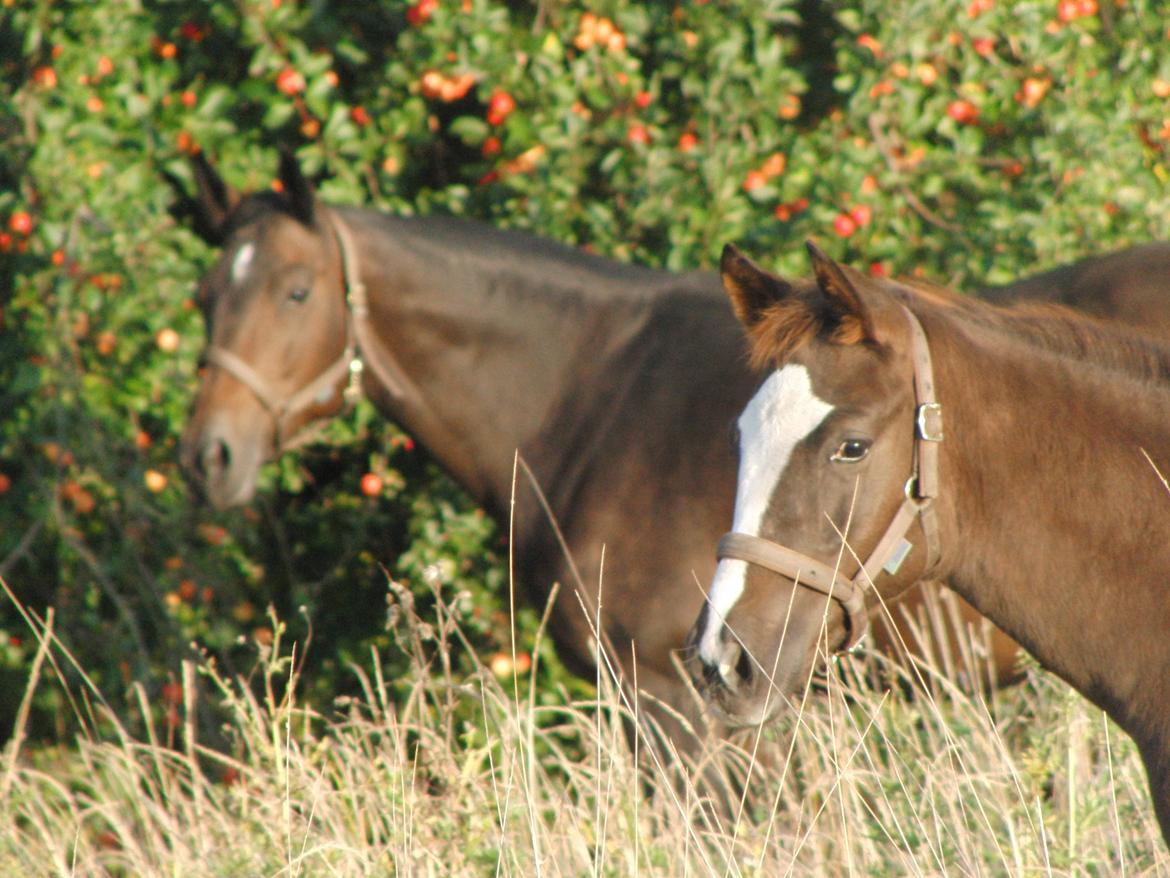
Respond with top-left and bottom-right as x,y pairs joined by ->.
698,364 -> 834,663
230,242 -> 256,284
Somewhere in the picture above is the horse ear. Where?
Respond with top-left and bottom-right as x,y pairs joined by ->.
720,243 -> 796,328
188,151 -> 240,244
277,148 -> 315,226
805,240 -> 880,344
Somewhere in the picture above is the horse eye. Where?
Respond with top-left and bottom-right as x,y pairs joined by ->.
288,286 -> 310,304
830,438 -> 871,463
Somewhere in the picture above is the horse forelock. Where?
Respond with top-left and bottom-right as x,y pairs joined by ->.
744,284 -> 874,371
745,297 -> 819,369
220,191 -> 313,241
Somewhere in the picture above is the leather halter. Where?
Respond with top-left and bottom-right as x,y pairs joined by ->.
203,208 -> 406,453
716,306 -> 943,652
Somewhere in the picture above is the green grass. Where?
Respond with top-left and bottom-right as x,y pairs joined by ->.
0,580 -> 1165,877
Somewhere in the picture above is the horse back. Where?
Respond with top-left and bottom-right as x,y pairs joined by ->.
982,243 -> 1170,337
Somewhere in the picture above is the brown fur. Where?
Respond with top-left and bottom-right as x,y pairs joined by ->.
931,291 -> 1170,383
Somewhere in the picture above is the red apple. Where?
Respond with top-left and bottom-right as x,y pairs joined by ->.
360,472 -> 383,497
156,327 -> 180,352
406,0 -> 438,26
833,213 -> 858,238
440,72 -> 475,103
742,170 -> 767,193
420,70 -> 444,99
946,99 -> 979,125
31,66 -> 57,89
489,652 -> 513,677
972,37 -> 995,57
486,89 -> 515,125
778,94 -> 801,120
8,212 -> 32,236
276,67 -> 305,96
856,33 -> 882,57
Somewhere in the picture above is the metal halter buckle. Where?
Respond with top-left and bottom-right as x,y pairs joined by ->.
916,402 -> 944,442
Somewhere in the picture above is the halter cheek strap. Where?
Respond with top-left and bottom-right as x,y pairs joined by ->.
203,208 -> 407,454
716,306 -> 943,652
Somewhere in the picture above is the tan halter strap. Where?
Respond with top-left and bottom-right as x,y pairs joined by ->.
327,209 -> 411,408
716,305 -> 943,652
203,208 -> 406,454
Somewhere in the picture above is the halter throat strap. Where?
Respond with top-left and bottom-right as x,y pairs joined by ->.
716,306 -> 943,652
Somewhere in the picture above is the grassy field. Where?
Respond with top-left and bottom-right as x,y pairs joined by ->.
0,577 -> 1165,877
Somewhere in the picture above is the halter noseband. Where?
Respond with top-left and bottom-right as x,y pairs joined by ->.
203,208 -> 405,453
716,306 -> 943,652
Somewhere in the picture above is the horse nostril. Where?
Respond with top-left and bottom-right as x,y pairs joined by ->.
735,644 -> 754,686
196,437 -> 231,479
702,658 -> 724,687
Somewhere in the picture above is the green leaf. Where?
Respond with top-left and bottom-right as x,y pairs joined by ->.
449,115 -> 489,145
262,100 -> 296,129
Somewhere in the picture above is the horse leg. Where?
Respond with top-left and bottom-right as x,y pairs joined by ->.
1139,745 -> 1170,845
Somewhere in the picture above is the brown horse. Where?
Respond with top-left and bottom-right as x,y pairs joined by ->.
178,151 -> 1159,753
981,241 -> 1170,337
686,242 -> 1170,839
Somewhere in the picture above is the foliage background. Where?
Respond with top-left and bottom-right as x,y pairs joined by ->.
1,0 -> 1168,745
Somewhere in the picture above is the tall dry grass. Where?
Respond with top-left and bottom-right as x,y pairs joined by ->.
0,576 -> 1165,877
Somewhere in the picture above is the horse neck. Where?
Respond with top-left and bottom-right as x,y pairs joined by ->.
929,310 -> 1170,745
339,207 -> 673,518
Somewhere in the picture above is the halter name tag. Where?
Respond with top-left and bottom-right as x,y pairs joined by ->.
883,539 -> 914,576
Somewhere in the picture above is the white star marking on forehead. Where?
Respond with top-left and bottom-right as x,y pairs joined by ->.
230,242 -> 256,284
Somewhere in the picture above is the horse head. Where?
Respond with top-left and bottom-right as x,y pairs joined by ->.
179,152 -> 354,509
686,242 -> 943,725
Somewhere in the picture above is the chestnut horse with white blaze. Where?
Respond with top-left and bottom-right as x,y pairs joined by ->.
686,242 -> 1170,839
179,151 -> 1166,756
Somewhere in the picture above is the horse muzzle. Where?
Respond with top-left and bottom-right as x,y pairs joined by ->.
179,416 -> 265,510
684,603 -> 811,728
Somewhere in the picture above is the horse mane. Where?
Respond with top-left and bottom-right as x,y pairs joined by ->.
904,280 -> 1170,385
217,191 -> 722,313
744,269 -> 1170,384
